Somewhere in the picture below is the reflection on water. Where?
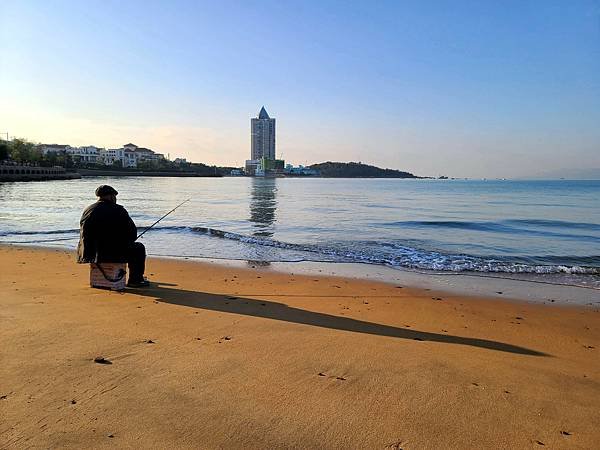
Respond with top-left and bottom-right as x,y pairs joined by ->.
249,178 -> 278,237
246,178 -> 278,266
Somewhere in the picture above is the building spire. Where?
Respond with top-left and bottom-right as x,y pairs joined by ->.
258,106 -> 270,119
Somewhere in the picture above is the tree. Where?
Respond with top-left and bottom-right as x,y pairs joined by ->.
0,140 -> 8,161
9,139 -> 38,162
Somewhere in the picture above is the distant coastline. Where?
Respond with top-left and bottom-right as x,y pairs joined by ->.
76,168 -> 222,178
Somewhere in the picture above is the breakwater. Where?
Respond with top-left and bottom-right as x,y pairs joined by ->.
0,165 -> 81,182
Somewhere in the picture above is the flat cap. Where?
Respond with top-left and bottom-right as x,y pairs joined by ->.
95,185 -> 118,197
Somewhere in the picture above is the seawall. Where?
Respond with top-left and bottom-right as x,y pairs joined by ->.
0,164 -> 81,182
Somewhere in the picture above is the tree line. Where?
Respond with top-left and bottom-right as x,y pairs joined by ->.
0,139 -> 74,167
0,138 -> 232,176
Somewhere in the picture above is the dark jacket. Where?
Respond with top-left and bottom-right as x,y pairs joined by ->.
77,200 -> 137,263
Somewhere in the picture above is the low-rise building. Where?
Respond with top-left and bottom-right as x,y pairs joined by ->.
39,144 -> 72,155
245,159 -> 260,175
66,146 -> 101,163
100,148 -> 125,166
39,141 -> 169,168
284,164 -> 320,176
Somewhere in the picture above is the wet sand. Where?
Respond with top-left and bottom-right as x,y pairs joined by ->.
1,245 -> 599,449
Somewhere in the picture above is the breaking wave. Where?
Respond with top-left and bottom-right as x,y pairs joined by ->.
1,225 -> 599,276
188,226 -> 600,275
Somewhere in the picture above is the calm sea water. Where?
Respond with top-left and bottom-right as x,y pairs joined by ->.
1,177 -> 599,287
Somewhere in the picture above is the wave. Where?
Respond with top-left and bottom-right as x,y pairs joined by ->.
381,220 -> 600,242
2,225 -> 599,276
0,225 -> 189,237
188,226 -> 600,275
0,228 -> 80,236
506,219 -> 600,231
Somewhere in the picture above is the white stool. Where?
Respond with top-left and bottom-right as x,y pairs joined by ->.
90,263 -> 127,291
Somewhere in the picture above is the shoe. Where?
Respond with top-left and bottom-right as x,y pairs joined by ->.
127,278 -> 150,288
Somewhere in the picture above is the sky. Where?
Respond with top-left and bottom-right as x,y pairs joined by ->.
1,0 -> 599,178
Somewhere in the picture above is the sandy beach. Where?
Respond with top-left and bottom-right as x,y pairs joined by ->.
1,245 -> 599,449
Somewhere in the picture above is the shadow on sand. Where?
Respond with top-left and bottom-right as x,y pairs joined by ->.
131,282 -> 548,357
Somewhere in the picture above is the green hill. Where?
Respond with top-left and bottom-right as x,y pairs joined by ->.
309,161 -> 418,178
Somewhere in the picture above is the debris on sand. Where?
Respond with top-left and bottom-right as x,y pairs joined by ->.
93,356 -> 112,365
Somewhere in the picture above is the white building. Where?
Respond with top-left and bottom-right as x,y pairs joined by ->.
40,141 -> 168,168
123,143 -> 165,164
39,144 -> 72,156
39,144 -> 100,163
67,146 -> 101,163
100,148 -> 125,166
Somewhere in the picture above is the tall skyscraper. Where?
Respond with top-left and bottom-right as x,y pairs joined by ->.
251,106 -> 276,160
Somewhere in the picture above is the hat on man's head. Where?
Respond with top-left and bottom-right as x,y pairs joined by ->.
95,185 -> 118,197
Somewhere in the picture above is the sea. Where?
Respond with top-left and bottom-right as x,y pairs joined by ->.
1,177 -> 599,289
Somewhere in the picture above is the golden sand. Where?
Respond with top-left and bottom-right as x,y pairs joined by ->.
1,246 -> 599,449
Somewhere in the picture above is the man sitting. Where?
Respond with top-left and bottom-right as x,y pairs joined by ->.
77,185 -> 149,287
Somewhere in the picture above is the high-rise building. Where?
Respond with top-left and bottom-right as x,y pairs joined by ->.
251,106 -> 276,160
246,106 -> 284,176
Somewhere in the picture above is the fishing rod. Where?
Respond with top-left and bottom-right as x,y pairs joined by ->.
136,198 -> 191,240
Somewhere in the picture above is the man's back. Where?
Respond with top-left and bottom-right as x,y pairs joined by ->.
77,200 -> 137,263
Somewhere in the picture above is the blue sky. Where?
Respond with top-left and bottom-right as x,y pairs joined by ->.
1,0 -> 599,177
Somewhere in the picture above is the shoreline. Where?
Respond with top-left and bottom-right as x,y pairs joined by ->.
1,245 -> 599,448
3,242 -> 598,307
155,256 -> 600,307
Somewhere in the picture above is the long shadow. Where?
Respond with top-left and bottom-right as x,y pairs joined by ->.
131,282 -> 549,357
